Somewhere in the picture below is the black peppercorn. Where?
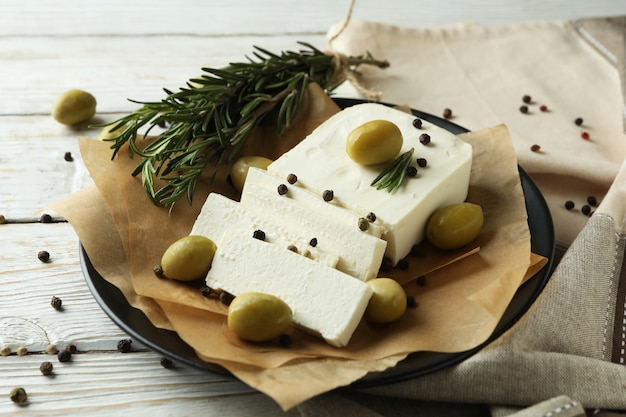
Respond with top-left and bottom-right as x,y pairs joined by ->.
277,184 -> 288,195
564,200 -> 575,210
117,339 -> 132,353
416,275 -> 427,286
397,258 -> 409,270
581,205 -> 592,216
410,245 -> 424,257
252,229 -> 266,241
406,296 -> 418,308
358,218 -> 369,231
153,264 -> 164,278
200,285 -> 213,297
309,237 -> 318,247
412,118 -> 423,129
419,133 -> 431,145
323,189 -> 334,202
587,195 -> 598,206
530,144 -> 541,152
0,214 -> 6,224
574,117 -> 583,126
57,349 -> 72,362
405,166 -> 417,177
38,250 -> 50,263
40,213 -> 53,223
366,212 -> 377,223
519,105 -> 529,114
51,296 -> 63,311
64,151 -> 73,162
522,95 -> 532,104
9,387 -> 27,405
40,361 -> 54,376
219,292 -> 235,306
442,108 -> 452,119
287,244 -> 298,253
416,158 -> 427,167
380,257 -> 393,272
278,334 -> 292,347
160,357 -> 174,368
287,173 -> 297,184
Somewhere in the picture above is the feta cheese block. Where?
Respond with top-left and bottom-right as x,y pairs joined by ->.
268,103 -> 473,265
244,167 -> 386,238
240,181 -> 387,281
206,229 -> 373,347
191,192 -> 339,268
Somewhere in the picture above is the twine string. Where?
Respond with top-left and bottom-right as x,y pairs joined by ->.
326,0 -> 384,101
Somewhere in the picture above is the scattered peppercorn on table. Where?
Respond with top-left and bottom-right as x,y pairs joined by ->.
2,1 -> 626,416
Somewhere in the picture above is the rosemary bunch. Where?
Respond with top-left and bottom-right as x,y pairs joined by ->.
100,42 -> 388,207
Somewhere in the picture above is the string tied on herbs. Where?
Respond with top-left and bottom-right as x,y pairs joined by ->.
324,0 -> 388,101
96,43 -> 389,207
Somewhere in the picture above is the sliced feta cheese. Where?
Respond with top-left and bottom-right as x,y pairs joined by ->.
206,229 -> 373,347
240,182 -> 387,281
268,103 -> 472,265
191,193 -> 339,268
244,167 -> 386,238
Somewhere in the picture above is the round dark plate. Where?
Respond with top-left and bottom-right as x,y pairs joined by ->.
81,98 -> 555,386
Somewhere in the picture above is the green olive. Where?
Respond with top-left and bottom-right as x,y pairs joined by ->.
425,202 -> 484,250
160,235 -> 217,281
227,292 -> 292,342
230,156 -> 273,192
365,278 -> 407,324
52,89 -> 97,125
346,120 -> 403,165
97,123 -> 128,141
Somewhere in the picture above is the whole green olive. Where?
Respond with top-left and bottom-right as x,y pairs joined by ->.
227,292 -> 293,342
52,89 -> 97,125
425,202 -> 484,250
346,119 -> 403,165
160,235 -> 217,281
365,278 -> 407,324
230,156 -> 273,192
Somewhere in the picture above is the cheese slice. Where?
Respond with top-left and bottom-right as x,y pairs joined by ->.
206,229 -> 373,347
244,167 -> 386,238
191,192 -> 339,268
268,103 -> 472,265
240,182 -> 387,281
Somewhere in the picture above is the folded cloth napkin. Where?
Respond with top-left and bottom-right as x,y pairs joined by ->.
296,17 -> 626,416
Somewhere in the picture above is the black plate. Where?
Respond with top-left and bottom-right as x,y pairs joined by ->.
81,98 -> 555,386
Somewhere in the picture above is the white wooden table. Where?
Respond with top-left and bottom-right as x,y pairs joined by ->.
2,1 -> 626,415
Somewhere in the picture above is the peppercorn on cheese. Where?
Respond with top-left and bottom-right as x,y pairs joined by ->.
206,229 -> 373,347
240,179 -> 387,281
191,193 -> 339,268
244,167 -> 386,239
268,103 -> 472,265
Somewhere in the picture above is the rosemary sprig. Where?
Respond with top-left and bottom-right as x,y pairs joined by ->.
97,42 -> 389,207
370,148 -> 414,193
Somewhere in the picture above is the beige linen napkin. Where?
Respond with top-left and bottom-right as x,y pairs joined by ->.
295,17 -> 626,416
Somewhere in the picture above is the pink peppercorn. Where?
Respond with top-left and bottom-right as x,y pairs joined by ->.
540,105 -> 548,112
581,131 -> 590,140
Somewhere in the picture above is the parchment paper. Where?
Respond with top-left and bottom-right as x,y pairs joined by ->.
49,84 -> 545,410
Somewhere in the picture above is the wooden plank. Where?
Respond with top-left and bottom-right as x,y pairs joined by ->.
0,116 -> 96,217
0,34 -> 328,116
0,352 -> 298,416
1,0 -> 626,37
0,223 -> 128,351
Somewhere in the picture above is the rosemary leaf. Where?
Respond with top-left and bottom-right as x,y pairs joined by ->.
371,148 -> 414,193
